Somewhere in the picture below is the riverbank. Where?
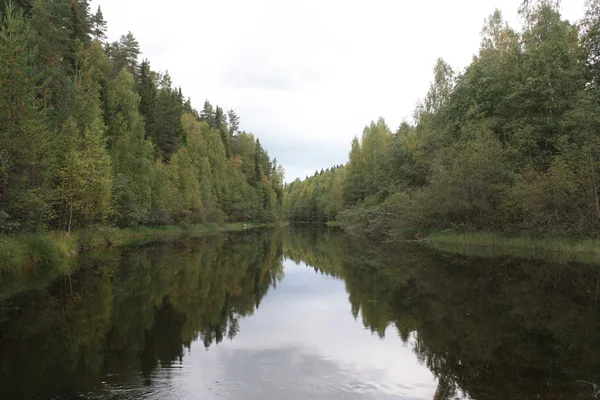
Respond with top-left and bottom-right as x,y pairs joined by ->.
423,231 -> 600,264
0,222 -> 287,272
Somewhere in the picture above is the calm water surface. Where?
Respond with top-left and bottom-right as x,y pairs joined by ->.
0,227 -> 599,399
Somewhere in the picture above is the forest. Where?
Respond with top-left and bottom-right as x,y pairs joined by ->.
284,0 -> 600,239
0,0 -> 284,235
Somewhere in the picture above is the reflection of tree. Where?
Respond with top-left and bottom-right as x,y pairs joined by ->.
282,226 -> 600,400
0,229 -> 284,398
2,227 -> 600,399
433,376 -> 458,400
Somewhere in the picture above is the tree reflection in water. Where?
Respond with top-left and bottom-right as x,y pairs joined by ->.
0,226 -> 599,399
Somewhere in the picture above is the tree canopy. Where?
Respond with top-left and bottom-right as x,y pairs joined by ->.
285,1 -> 600,239
0,0 -> 284,233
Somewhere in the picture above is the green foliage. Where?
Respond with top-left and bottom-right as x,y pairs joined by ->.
0,1 -> 283,237
106,69 -> 153,226
282,227 -> 600,399
285,2 -> 600,239
0,227 -> 597,398
148,73 -> 185,160
0,229 -> 285,397
0,3 -> 52,232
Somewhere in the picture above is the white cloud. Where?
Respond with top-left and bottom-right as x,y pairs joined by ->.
91,0 -> 586,181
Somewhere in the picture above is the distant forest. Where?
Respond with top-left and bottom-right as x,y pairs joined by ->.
285,0 -> 600,238
0,0 -> 284,234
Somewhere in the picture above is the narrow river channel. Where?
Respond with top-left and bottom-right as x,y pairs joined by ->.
0,227 -> 598,399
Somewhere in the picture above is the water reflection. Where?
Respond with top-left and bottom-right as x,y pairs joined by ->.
283,226 -> 600,399
0,227 -> 599,399
0,231 -> 284,399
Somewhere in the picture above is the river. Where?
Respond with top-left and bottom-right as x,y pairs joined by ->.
0,227 -> 599,399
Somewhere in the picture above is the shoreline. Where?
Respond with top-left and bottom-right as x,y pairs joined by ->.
0,222 -> 288,272
422,231 -> 600,264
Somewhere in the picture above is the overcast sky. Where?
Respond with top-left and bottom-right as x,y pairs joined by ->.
90,0 -> 585,181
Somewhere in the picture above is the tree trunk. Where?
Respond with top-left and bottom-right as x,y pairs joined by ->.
588,152 -> 600,224
68,206 -> 73,234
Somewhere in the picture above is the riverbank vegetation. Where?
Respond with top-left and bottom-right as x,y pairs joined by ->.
0,230 -> 285,398
0,0 -> 284,239
0,222 -> 285,272
424,231 -> 600,263
282,227 -> 600,398
284,0 -> 600,242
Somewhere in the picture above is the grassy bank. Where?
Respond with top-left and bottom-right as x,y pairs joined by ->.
0,222 -> 287,272
424,231 -> 600,264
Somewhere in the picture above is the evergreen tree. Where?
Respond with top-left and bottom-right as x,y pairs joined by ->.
30,0 -> 76,120
91,6 -> 107,41
227,109 -> 240,136
200,100 -> 215,127
150,74 -> 185,161
70,0 -> 91,46
138,59 -> 157,134
106,31 -> 140,76
214,106 -> 226,128
0,3 -> 51,232
0,0 -> 284,234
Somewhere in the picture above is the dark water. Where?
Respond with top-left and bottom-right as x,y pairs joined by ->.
1,227 -> 599,399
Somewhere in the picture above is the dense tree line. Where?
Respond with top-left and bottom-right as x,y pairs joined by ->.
285,0 -> 600,238
0,0 -> 283,233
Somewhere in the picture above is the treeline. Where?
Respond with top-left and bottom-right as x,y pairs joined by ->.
0,0 -> 283,234
285,0 -> 600,238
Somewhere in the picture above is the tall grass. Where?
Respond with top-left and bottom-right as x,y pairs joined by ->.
424,231 -> 600,263
0,221 -> 287,272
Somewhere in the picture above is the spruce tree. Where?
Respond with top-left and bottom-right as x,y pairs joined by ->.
0,3 -> 51,232
150,74 -> 185,160
138,60 -> 156,126
91,6 -> 107,41
200,100 -> 215,127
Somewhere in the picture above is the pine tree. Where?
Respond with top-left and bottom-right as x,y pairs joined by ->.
106,31 -> 140,76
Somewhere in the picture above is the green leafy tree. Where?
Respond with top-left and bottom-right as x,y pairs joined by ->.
106,69 -> 154,226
